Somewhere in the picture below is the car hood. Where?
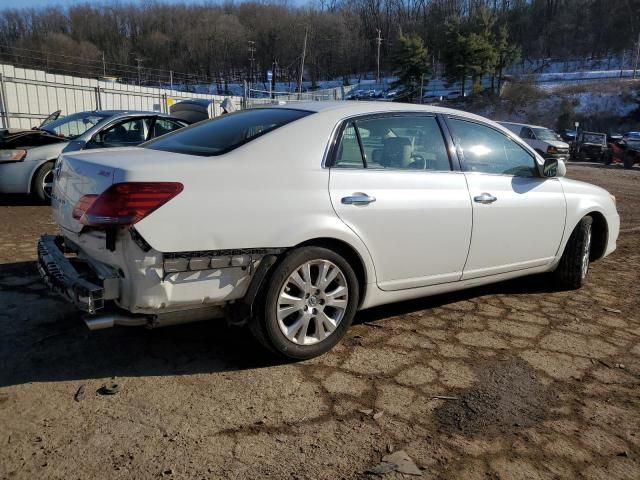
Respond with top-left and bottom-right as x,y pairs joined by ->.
0,128 -> 68,149
547,140 -> 570,149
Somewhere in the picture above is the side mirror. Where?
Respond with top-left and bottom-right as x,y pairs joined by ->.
543,158 -> 566,178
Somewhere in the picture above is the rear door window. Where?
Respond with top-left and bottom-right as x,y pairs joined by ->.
144,108 -> 311,156
99,118 -> 152,147
333,115 -> 451,171
152,118 -> 186,138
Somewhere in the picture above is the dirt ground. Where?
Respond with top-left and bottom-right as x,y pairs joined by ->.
1,164 -> 639,480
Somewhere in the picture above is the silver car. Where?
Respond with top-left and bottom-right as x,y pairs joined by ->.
0,110 -> 189,202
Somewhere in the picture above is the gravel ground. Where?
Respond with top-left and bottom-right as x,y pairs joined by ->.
0,163 -> 639,480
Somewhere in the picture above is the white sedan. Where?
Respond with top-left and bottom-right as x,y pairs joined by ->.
39,102 -> 619,359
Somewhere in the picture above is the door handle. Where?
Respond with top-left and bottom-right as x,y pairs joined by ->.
341,193 -> 376,206
473,193 -> 497,204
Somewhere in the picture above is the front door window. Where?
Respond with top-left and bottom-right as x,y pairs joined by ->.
449,118 -> 537,177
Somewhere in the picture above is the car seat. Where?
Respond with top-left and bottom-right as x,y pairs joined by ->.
380,137 -> 412,168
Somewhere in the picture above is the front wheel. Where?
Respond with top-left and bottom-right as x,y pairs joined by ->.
33,162 -> 54,203
554,216 -> 593,290
250,247 -> 359,360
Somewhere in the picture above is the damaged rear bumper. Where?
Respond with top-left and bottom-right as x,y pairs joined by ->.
37,234 -> 118,314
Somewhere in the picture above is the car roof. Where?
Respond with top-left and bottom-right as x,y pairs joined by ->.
498,121 -> 548,129
93,110 -> 178,118
265,101 -> 496,123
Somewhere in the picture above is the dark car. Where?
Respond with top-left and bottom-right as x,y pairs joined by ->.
559,129 -> 577,143
571,131 -> 608,162
605,134 -> 640,169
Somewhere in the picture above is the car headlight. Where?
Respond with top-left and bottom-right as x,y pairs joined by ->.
0,149 -> 27,162
547,146 -> 558,154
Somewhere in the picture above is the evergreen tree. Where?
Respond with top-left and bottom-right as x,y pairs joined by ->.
493,25 -> 521,94
391,33 -> 430,102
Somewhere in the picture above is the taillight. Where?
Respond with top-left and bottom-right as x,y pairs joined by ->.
72,182 -> 183,227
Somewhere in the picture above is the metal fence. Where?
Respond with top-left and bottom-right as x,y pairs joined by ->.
246,84 -> 350,107
0,63 -> 243,129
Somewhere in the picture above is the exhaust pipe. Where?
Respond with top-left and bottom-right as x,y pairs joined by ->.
83,306 -> 224,331
84,313 -> 149,331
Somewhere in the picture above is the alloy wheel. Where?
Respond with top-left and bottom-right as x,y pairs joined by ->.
581,227 -> 592,279
42,170 -> 54,199
276,259 -> 349,345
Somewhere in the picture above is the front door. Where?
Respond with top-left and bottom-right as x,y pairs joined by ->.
445,117 -> 566,279
328,114 -> 472,291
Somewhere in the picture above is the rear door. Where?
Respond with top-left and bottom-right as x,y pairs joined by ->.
445,117 -> 566,279
151,118 -> 187,139
328,113 -> 472,291
92,117 -> 153,148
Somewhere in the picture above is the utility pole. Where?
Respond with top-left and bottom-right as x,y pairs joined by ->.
247,41 -> 256,92
169,70 -> 173,91
134,56 -> 143,86
633,33 -> 640,79
298,27 -> 308,97
271,59 -> 278,99
376,28 -> 382,84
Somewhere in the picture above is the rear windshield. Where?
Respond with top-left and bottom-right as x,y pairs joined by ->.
143,108 -> 312,156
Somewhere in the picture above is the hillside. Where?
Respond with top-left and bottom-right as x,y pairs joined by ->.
459,79 -> 640,133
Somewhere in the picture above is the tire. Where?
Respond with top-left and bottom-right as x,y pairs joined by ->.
623,151 -> 634,170
33,162 -> 54,203
250,246 -> 359,360
603,151 -> 612,165
554,216 -> 593,290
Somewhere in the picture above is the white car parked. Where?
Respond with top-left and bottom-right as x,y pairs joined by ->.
499,121 -> 570,161
39,102 -> 619,359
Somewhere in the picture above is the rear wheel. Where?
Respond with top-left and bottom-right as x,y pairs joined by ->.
250,247 -> 359,360
623,151 -> 635,169
33,162 -> 54,203
554,216 -> 593,290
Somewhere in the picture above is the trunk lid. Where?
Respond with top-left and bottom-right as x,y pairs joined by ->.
52,153 -> 116,233
52,147 -> 199,234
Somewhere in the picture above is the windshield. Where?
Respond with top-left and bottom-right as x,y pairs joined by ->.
41,111 -> 111,139
582,133 -> 605,144
144,108 -> 312,156
531,128 -> 559,141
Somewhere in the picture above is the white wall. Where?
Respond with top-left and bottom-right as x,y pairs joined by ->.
0,63 -> 243,129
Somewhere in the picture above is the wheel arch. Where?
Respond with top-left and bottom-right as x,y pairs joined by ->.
294,237 -> 370,308
586,211 -> 608,261
562,210 -> 608,262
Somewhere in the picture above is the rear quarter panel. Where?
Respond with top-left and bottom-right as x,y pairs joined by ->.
131,111 -> 377,283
